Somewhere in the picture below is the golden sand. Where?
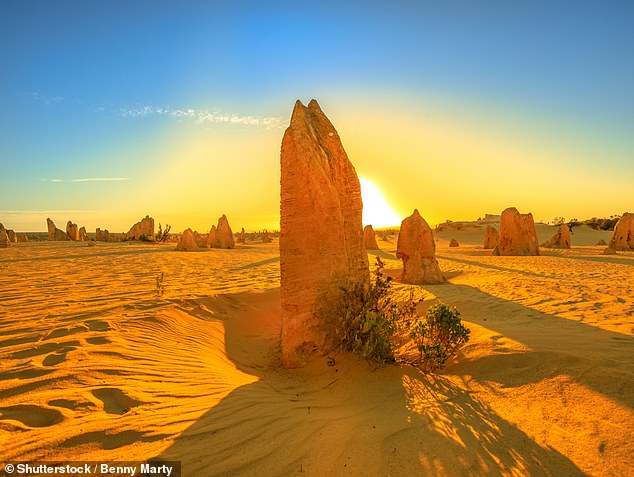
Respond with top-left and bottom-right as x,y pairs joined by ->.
0,225 -> 632,476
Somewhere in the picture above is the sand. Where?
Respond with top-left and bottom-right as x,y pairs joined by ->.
0,226 -> 632,476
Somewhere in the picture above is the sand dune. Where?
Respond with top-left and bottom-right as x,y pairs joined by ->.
1,235 -> 632,476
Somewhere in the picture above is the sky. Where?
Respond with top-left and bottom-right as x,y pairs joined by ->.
1,1 -> 632,232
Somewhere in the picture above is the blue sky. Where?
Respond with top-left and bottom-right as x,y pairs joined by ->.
1,1 -> 632,231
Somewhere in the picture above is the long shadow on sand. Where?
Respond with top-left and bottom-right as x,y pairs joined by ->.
437,255 -> 557,279
425,282 -> 634,410
152,292 -> 586,476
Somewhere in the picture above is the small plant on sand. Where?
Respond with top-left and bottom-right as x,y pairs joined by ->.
330,258 -> 418,363
410,303 -> 470,372
155,272 -> 165,297
156,223 -> 172,243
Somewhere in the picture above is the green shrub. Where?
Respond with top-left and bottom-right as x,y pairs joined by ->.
410,304 -> 470,372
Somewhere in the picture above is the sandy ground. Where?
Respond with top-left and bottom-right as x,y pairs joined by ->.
0,225 -> 632,476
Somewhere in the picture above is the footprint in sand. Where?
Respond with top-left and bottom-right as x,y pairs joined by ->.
86,336 -> 111,345
91,388 -> 142,415
48,398 -> 96,411
85,320 -> 110,332
11,341 -> 79,360
43,325 -> 89,341
0,404 -> 63,428
42,351 -> 69,366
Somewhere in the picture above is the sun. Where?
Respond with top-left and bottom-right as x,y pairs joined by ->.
359,177 -> 402,228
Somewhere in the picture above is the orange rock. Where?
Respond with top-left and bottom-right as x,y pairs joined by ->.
542,225 -> 571,249
608,213 -> 634,251
66,221 -> 80,241
396,209 -> 445,284
0,227 -> 9,247
280,99 -> 369,367
449,239 -> 459,247
602,246 -> 617,255
47,218 -> 70,241
193,231 -> 208,248
213,214 -> 235,249
237,227 -> 246,244
125,215 -> 155,241
206,226 -> 217,248
483,225 -> 499,249
78,226 -> 88,242
364,225 -> 379,250
492,207 -> 540,256
175,228 -> 199,251
17,234 -> 29,243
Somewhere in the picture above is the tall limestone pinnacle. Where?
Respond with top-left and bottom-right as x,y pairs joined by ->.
280,99 -> 369,368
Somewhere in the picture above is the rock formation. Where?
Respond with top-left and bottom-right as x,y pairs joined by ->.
483,225 -> 499,249
6,229 -> 17,243
596,239 -> 607,246
0,227 -> 10,247
193,231 -> 208,248
213,214 -> 235,249
396,209 -> 445,284
542,225 -> 571,249
206,226 -> 217,248
608,213 -> 634,251
79,226 -> 88,241
175,228 -> 199,251
492,207 -> 540,256
363,225 -> 379,250
126,215 -> 155,241
280,99 -> 369,367
66,221 -> 80,241
237,227 -> 246,243
449,239 -> 459,247
47,218 -> 70,241
96,228 -> 103,241
602,246 -> 617,255
17,234 -> 29,243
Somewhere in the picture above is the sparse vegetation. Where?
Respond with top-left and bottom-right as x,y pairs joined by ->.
156,223 -> 172,242
155,272 -> 165,296
327,258 -> 470,371
410,304 -> 470,372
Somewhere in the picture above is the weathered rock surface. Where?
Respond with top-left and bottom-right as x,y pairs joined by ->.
79,226 -> 88,241
213,214 -> 235,249
280,99 -> 369,367
126,215 -> 155,241
608,212 -> 634,251
542,225 -> 571,249
193,231 -> 208,248
396,209 -> 445,284
47,218 -> 70,241
66,221 -> 80,241
6,229 -> 17,243
363,225 -> 379,250
206,226 -> 217,248
96,228 -> 103,241
449,239 -> 459,247
492,208 -> 540,256
0,228 -> 9,247
483,225 -> 499,249
176,228 -> 199,251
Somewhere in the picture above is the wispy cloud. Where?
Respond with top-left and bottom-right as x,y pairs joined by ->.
40,178 -> 130,183
118,105 -> 284,129
28,92 -> 64,106
71,177 -> 129,182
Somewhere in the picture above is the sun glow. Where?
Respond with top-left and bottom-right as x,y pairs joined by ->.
359,177 -> 402,228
